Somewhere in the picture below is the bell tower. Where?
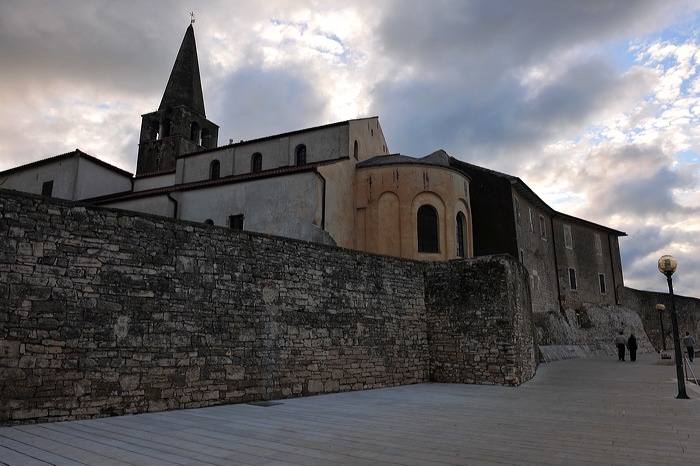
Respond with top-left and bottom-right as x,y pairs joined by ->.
136,24 -> 219,175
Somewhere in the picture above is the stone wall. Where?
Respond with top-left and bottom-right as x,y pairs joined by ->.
0,189 -> 536,425
623,287 -> 700,352
426,257 -> 537,385
534,304 -> 655,362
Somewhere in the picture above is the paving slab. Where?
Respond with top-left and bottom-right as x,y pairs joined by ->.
1,353 -> 699,465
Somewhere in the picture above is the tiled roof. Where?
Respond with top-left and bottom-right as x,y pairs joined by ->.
0,149 -> 133,178
356,150 -> 452,169
449,158 -> 627,237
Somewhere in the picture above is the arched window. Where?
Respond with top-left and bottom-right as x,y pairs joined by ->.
190,122 -> 200,143
251,153 -> 262,173
210,160 -> 220,180
201,128 -> 211,148
353,140 -> 359,160
161,119 -> 172,138
148,121 -> 159,140
204,219 -> 214,225
296,145 -> 307,165
456,212 -> 466,257
417,205 -> 439,253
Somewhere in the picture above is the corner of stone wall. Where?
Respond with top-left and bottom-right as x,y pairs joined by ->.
425,255 -> 537,386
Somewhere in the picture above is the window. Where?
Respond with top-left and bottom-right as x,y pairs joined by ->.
229,214 -> 244,230
563,225 -> 573,249
353,140 -> 359,160
519,249 -> 525,264
514,196 -> 521,224
162,118 -> 171,138
417,205 -> 439,253
41,180 -> 53,197
528,209 -> 534,232
594,233 -> 602,256
456,213 -> 466,257
148,121 -> 159,140
190,122 -> 200,142
210,160 -> 220,180
201,128 -> 211,148
531,270 -> 540,291
251,153 -> 262,173
568,268 -> 577,291
296,145 -> 307,165
539,216 -> 547,240
599,274 -> 607,294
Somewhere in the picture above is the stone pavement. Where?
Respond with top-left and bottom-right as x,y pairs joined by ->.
1,353 -> 700,465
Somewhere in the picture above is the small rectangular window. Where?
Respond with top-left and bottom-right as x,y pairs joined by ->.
539,215 -> 547,240
519,249 -> 524,264
514,196 -> 521,224
531,270 -> 540,291
564,225 -> 573,249
594,233 -> 602,256
568,268 -> 577,291
528,209 -> 534,232
599,273 -> 607,294
41,180 -> 54,197
229,214 -> 244,230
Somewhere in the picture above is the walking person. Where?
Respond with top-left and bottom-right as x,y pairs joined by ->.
683,332 -> 695,362
627,334 -> 638,362
614,331 -> 627,361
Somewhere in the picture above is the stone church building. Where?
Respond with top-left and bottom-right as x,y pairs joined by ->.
4,23 -> 700,425
0,23 -> 628,315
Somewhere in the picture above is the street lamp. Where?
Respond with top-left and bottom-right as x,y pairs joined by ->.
655,304 -> 666,351
657,255 -> 689,399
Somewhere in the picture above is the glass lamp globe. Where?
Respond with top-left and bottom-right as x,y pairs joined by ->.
658,255 -> 678,276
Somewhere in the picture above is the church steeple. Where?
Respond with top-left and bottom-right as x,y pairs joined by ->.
159,24 -> 206,116
135,24 -> 219,175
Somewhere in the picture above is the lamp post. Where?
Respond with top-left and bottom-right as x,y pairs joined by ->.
657,255 -> 689,399
655,304 -> 667,351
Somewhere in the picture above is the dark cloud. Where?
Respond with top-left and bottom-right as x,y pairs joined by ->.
371,55 -> 654,167
621,225 -> 700,295
370,0 -> 682,163
378,0 -> 685,76
0,0 -> 190,97
210,66 -> 328,143
596,167 -> 697,217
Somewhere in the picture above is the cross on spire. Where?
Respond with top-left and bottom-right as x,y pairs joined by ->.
190,12 -> 195,24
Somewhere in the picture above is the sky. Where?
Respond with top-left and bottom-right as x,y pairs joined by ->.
1,0 -> 700,297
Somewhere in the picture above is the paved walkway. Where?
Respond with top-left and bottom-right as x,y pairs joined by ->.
2,353 -> 700,465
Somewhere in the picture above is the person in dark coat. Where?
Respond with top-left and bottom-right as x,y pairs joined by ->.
627,334 -> 638,362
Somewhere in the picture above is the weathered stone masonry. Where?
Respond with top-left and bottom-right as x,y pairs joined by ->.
0,189 -> 536,425
427,260 -> 537,386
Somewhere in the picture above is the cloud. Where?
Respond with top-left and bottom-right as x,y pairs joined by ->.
377,0 -> 690,80
0,1 -> 188,97
211,66 -> 328,143
1,0 -> 700,297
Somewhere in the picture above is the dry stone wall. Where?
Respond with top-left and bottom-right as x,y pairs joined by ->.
0,189 -> 535,425
426,257 -> 537,385
623,287 -> 700,353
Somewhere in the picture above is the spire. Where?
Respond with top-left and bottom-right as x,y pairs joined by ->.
136,23 -> 218,175
159,24 -> 206,116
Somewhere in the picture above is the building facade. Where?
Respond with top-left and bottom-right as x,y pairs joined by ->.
451,160 -> 626,314
0,23 -> 632,310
